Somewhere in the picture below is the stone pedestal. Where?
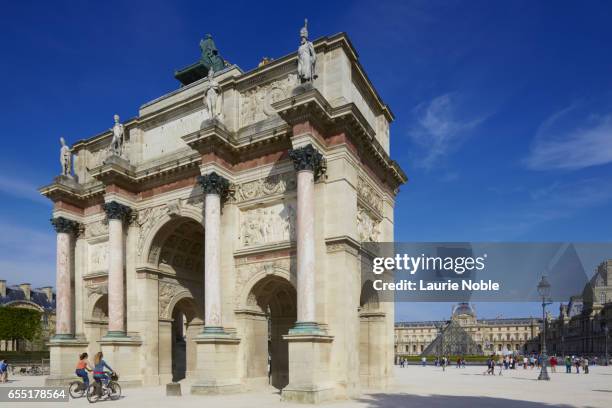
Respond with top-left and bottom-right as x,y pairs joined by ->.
45,338 -> 89,386
99,337 -> 143,387
282,333 -> 334,404
190,335 -> 242,395
166,382 -> 182,396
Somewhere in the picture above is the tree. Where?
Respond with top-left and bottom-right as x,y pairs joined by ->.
0,307 -> 42,344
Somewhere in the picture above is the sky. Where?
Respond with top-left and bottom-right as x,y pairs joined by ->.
1,1 -> 611,321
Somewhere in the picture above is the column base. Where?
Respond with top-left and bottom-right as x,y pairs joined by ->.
281,332 -> 334,404
288,321 -> 326,335
103,330 -> 128,338
190,334 -> 242,395
99,336 -> 143,387
46,337 -> 89,386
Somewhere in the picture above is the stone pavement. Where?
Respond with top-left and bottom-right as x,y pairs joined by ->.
1,365 -> 611,407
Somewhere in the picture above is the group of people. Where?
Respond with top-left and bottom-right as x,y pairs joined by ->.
75,352 -> 115,389
562,356 -> 590,374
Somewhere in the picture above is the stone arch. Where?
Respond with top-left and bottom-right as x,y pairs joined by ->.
359,280 -> 386,389
359,280 -> 380,312
147,217 -> 205,281
87,293 -> 109,322
237,262 -> 295,311
139,209 -> 203,266
168,296 -> 202,382
238,273 -> 296,390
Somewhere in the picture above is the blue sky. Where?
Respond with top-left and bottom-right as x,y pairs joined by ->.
1,1 -> 611,321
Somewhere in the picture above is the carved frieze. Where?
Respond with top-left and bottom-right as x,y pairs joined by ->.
240,74 -> 298,127
233,172 -> 296,203
84,220 -> 108,239
89,242 -> 108,272
240,202 -> 296,247
136,205 -> 169,256
357,206 -> 380,242
86,283 -> 108,297
357,176 -> 383,215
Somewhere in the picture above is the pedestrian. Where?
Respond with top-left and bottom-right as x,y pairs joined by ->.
421,356 -> 427,367
523,355 -> 528,369
565,356 -> 572,373
0,359 -> 7,383
550,355 -> 557,373
574,357 -> 580,374
583,357 -> 589,374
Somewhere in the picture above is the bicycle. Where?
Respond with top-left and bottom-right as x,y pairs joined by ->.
86,372 -> 121,403
69,376 -> 89,399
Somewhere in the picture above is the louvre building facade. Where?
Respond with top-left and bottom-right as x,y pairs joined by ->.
395,303 -> 541,357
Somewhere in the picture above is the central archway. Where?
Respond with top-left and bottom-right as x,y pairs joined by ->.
241,275 -> 296,390
148,216 -> 205,384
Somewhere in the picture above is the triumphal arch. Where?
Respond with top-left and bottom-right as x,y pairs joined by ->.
41,24 -> 406,403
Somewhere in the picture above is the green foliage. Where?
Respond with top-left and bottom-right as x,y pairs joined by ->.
0,307 -> 42,342
0,351 -> 49,363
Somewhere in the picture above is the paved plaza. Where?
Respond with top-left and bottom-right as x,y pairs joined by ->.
2,365 -> 611,407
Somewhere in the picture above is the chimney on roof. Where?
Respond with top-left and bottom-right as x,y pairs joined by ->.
0,280 -> 5,298
40,286 -> 54,303
19,283 -> 31,301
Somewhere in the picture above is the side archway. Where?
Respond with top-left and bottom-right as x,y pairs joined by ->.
237,272 -> 296,390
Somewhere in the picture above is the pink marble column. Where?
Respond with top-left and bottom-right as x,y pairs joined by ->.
296,169 -> 316,322
197,172 -> 229,335
103,201 -> 132,337
288,144 -> 324,332
51,217 -> 80,339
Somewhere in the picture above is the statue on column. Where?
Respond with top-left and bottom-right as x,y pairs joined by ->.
204,68 -> 222,121
59,137 -> 72,177
109,114 -> 125,156
297,19 -> 316,83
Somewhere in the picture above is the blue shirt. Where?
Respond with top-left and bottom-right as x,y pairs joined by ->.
0,362 -> 6,372
93,360 -> 112,373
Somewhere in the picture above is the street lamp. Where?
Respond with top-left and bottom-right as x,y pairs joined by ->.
601,322 -> 609,366
537,275 -> 552,381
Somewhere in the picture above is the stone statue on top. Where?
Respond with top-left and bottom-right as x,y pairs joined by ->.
109,114 -> 125,157
297,19 -> 317,83
204,67 -> 222,120
59,137 -> 72,177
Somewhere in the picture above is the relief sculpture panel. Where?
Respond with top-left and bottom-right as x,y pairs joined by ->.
240,202 -> 296,248
240,74 -> 298,127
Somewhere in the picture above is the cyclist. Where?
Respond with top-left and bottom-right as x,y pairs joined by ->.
75,353 -> 91,388
92,352 -> 114,388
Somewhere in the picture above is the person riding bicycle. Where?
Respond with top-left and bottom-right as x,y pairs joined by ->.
75,353 -> 92,388
92,352 -> 114,387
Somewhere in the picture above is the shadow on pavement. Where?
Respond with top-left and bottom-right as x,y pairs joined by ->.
357,393 -> 577,408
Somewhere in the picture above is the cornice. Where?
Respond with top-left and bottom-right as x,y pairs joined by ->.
273,87 -> 407,191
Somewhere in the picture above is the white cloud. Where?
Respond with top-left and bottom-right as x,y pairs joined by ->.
482,178 -> 612,238
409,93 -> 487,169
524,105 -> 612,171
0,175 -> 49,205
